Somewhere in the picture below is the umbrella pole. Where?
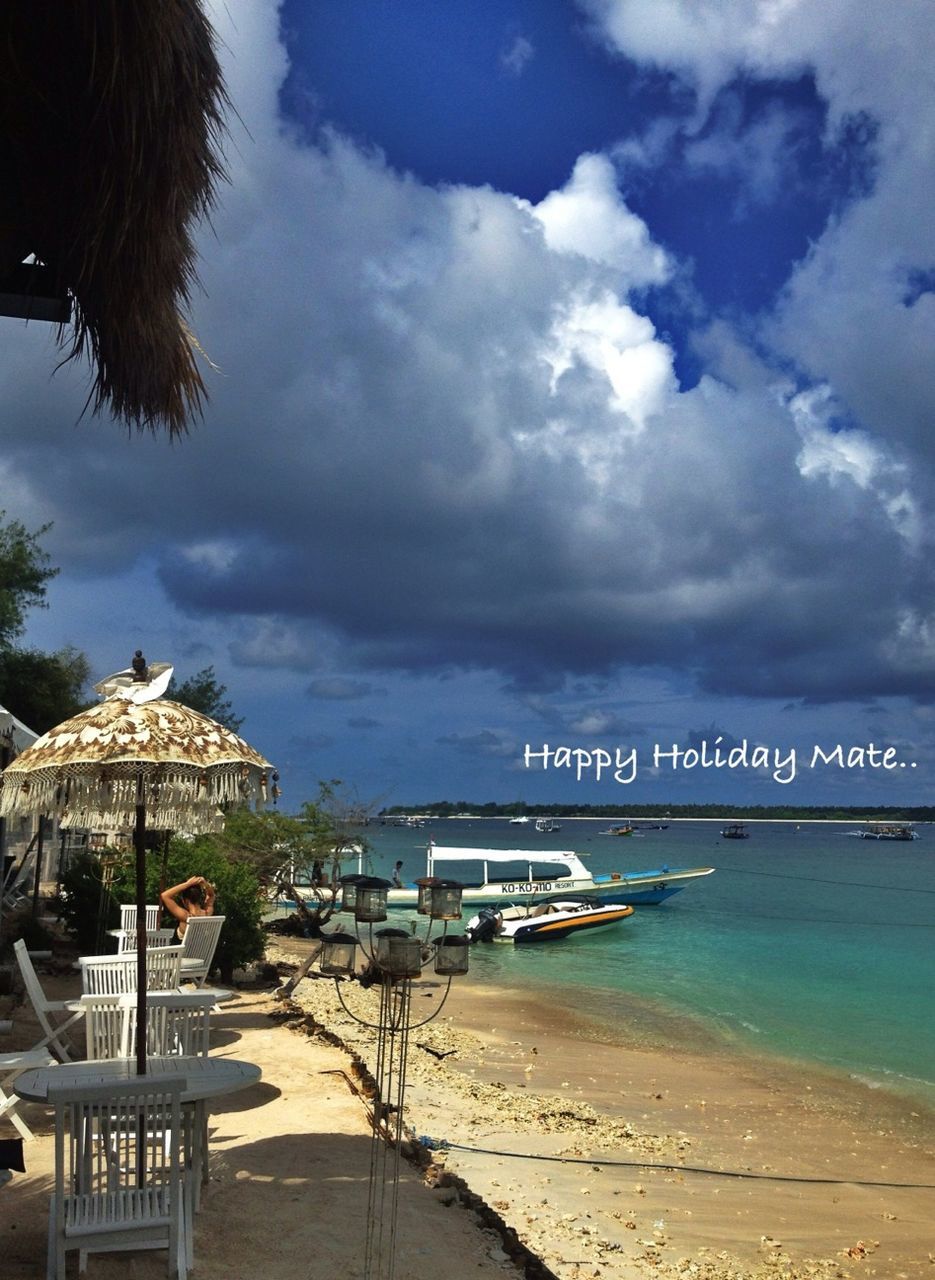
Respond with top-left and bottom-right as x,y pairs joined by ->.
134,784 -> 147,1077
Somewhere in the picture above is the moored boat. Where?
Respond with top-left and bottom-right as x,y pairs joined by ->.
721,823 -> 749,839
849,823 -> 919,841
599,824 -> 634,836
375,844 -> 715,909
534,817 -> 562,833
467,898 -> 634,944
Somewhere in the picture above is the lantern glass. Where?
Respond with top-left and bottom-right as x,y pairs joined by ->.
374,928 -> 408,969
429,879 -> 463,921
387,935 -> 423,978
415,877 -> 438,915
319,931 -> 357,977
339,881 -> 358,913
354,878 -> 390,923
434,934 -> 470,976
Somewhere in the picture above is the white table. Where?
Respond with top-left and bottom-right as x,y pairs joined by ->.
13,1054 -> 260,1105
15,1055 -> 260,1208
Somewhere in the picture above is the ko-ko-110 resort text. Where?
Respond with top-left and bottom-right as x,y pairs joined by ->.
523,740 -> 917,785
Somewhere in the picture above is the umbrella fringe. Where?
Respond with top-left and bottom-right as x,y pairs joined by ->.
0,762 -> 268,825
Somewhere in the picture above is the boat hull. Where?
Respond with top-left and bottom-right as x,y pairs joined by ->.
468,901 -> 634,943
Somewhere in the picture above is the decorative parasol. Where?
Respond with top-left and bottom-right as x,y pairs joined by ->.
0,653 -> 275,1073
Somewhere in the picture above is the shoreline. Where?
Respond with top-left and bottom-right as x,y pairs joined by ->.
272,938 -> 935,1279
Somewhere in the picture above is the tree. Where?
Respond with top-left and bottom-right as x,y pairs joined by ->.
167,665 -> 243,733
0,645 -> 90,733
0,512 -> 57,647
0,513 -> 91,730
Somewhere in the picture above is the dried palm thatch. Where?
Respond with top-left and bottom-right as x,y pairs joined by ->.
0,1 -> 228,435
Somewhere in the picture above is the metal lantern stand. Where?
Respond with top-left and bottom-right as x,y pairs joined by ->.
317,876 -> 470,1280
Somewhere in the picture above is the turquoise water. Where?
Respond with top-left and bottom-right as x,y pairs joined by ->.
362,817 -> 935,1110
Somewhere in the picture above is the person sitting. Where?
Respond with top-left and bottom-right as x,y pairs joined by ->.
160,875 -> 215,939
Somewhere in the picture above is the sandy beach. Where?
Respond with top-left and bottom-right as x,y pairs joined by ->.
3,941 -> 934,1279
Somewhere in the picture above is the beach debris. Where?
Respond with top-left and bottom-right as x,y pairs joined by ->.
417,1042 -> 457,1061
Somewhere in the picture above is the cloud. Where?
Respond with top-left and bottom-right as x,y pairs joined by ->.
436,729 -> 516,757
2,0 -> 934,738
306,678 -> 384,701
500,34 -> 535,77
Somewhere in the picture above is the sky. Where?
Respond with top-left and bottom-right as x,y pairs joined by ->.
3,0 -> 934,810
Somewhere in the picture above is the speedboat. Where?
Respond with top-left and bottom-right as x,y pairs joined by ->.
508,815 -> 531,825
380,843 -> 715,908
467,898 -> 634,944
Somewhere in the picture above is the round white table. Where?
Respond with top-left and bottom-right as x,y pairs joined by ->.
13,1054 -> 260,1104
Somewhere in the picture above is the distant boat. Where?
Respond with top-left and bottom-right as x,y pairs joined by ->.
599,824 -> 634,836
849,823 -> 919,841
467,898 -> 634,944
508,815 -> 531,825
534,817 -> 562,833
721,823 -> 749,839
630,822 -> 669,831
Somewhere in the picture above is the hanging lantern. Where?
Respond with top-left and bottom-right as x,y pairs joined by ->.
414,876 -> 439,915
319,931 -> 357,976
386,934 -> 424,978
374,927 -> 409,970
428,879 -> 463,921
354,876 -> 391,923
434,934 -> 470,976
339,874 -> 368,913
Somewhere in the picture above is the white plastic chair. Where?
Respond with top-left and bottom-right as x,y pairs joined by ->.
47,1076 -> 191,1279
80,947 -> 182,996
178,916 -> 224,987
12,940 -> 83,1060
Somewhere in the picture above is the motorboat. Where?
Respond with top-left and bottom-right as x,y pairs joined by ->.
508,815 -> 531,825
379,843 -> 715,908
467,898 -> 634,944
720,823 -> 749,839
534,817 -> 562,833
599,824 -> 634,836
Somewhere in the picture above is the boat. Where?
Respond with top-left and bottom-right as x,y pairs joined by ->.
630,822 -> 669,831
599,824 -> 634,837
377,843 -> 715,909
720,823 -> 749,839
466,898 -> 634,944
508,815 -> 531,825
850,823 -> 919,841
534,817 -> 562,833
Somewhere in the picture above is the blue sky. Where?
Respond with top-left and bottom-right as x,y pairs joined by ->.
3,0 -> 935,809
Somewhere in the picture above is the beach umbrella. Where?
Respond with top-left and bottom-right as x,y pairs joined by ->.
0,653 -> 275,1073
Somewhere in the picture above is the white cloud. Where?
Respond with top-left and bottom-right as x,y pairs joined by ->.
500,34 -> 535,77
530,154 -> 672,284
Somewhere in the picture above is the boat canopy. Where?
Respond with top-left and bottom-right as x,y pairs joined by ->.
426,845 -> 588,878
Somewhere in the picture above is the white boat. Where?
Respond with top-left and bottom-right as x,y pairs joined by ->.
508,815 -> 531,825
534,817 -> 562,833
379,844 -> 715,908
467,898 -> 634,944
849,823 -> 919,841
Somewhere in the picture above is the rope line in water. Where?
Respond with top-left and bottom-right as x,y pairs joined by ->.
715,865 -> 935,894
419,1137 -> 935,1189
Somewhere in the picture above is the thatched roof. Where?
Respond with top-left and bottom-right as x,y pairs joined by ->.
0,1 -> 228,435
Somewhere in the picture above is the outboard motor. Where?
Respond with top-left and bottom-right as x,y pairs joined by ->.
468,906 -> 500,943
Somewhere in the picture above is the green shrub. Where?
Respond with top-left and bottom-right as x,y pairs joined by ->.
54,849 -> 122,954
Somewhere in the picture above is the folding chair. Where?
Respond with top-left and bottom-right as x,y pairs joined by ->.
178,916 -> 224,986
47,1076 -> 191,1279
0,1048 -> 57,1139
12,940 -> 83,1060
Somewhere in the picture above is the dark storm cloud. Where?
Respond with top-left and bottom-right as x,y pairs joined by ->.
2,0 -> 934,722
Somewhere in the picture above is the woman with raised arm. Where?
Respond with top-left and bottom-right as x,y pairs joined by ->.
160,875 -> 215,939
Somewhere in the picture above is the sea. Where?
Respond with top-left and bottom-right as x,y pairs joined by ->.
358,816 -> 935,1115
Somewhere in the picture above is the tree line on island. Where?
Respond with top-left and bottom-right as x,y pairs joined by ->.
382,801 -> 935,823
